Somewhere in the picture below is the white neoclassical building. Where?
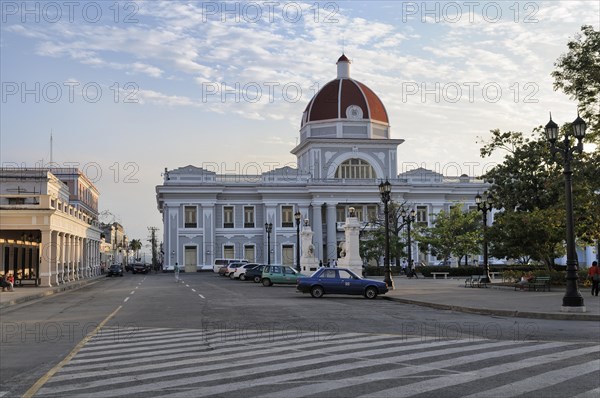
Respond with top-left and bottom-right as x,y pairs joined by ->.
156,55 -> 488,269
0,168 -> 102,286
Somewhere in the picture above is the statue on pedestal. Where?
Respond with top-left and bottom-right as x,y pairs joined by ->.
300,219 -> 320,272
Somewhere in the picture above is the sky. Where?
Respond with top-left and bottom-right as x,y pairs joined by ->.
1,0 -> 598,254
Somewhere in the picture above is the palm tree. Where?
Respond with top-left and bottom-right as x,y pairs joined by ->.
129,239 -> 143,261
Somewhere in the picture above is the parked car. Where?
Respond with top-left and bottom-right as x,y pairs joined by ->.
213,258 -> 248,273
245,264 -> 266,283
196,264 -> 213,272
297,267 -> 388,299
125,263 -> 134,272
261,265 -> 303,286
106,264 -> 124,277
231,263 -> 259,280
223,262 -> 249,277
132,263 -> 149,274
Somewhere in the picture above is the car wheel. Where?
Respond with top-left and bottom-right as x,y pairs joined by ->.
364,286 -> 378,299
262,278 -> 272,287
240,274 -> 246,281
229,273 -> 236,280
253,276 -> 261,283
310,286 -> 324,298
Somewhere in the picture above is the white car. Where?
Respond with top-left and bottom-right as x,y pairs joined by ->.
224,262 -> 249,277
231,263 -> 259,280
213,258 -> 248,273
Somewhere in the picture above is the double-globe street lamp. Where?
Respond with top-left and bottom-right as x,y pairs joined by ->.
295,210 -> 302,272
545,112 -> 587,311
379,180 -> 394,290
401,209 -> 416,271
475,192 -> 494,283
264,222 -> 273,265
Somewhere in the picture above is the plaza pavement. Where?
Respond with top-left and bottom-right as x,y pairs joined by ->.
0,274 -> 598,321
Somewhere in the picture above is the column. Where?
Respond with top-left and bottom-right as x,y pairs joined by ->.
326,203 -> 337,263
312,204 -> 323,262
68,235 -> 74,281
51,231 -> 59,285
39,230 -> 53,287
75,236 -> 81,279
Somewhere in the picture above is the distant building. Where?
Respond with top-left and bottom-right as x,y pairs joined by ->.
156,55 -> 488,269
99,222 -> 129,267
0,167 -> 102,286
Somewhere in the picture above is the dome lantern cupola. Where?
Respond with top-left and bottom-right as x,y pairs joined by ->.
337,53 -> 350,78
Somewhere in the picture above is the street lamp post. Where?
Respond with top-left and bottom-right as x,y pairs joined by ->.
401,209 -> 416,271
545,112 -> 587,312
475,192 -> 494,283
265,222 -> 273,265
294,211 -> 302,271
379,180 -> 394,290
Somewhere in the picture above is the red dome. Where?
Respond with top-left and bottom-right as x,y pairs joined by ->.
302,56 -> 389,127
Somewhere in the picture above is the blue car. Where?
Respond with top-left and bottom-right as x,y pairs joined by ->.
296,267 -> 388,299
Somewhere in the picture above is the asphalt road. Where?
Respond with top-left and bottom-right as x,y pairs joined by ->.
1,272 -> 599,397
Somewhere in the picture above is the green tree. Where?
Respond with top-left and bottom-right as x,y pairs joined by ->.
488,208 -> 565,267
552,25 -> 600,142
415,205 -> 481,265
360,201 -> 409,266
129,239 -> 143,260
480,128 -> 600,268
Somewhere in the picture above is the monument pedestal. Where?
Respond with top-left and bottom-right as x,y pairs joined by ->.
300,224 -> 320,274
337,214 -> 363,277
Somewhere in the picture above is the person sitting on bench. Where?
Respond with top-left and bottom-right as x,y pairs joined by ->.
516,272 -> 534,290
1,274 -> 14,292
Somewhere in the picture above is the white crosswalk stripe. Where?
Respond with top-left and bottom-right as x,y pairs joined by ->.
34,327 -> 600,398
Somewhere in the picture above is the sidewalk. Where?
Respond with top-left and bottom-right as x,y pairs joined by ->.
1,275 -> 599,321
0,276 -> 104,309
383,276 -> 600,321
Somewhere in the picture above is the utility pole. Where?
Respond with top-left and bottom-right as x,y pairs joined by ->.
148,227 -> 159,272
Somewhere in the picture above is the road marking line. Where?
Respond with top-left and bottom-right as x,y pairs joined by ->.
124,297 -> 129,303
0,391 -> 9,397
191,289 -> 196,292
130,291 -> 135,295
185,284 -> 190,287
198,294 -> 205,298
21,305 -> 123,398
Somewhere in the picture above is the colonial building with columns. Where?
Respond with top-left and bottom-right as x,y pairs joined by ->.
156,55 -> 488,269
0,168 -> 102,286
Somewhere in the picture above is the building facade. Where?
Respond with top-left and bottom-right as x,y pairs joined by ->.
0,168 -> 102,286
156,55 -> 488,269
99,222 -> 129,269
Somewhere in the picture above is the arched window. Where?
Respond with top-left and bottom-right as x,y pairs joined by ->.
335,158 -> 375,179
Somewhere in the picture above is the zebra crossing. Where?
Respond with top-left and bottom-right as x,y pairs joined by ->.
34,326 -> 600,398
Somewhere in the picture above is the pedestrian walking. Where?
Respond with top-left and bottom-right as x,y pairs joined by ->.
408,261 -> 418,279
588,260 -> 599,296
401,259 -> 408,275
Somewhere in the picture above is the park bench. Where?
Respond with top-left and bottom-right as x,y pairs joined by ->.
528,276 -> 551,292
464,275 -> 489,288
465,275 -> 480,288
431,272 -> 450,280
514,276 -> 551,292
14,278 -> 38,287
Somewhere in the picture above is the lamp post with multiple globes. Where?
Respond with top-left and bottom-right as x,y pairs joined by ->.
545,112 -> 587,312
